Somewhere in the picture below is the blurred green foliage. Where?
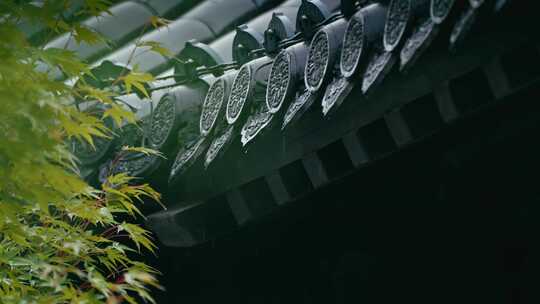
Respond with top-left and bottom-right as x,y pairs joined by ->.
0,1 -> 170,302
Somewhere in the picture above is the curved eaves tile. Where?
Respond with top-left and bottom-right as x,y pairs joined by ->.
183,0 -> 268,36
142,0 -> 202,17
45,2 -> 154,63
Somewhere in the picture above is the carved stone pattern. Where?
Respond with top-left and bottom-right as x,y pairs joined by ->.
282,90 -> 313,130
201,80 -> 225,134
449,6 -> 476,48
227,65 -> 251,122
431,0 -> 455,24
384,0 -> 411,51
341,15 -> 364,77
170,137 -> 205,178
266,51 -> 291,112
241,105 -> 273,146
116,153 -> 157,177
400,19 -> 436,69
204,125 -> 234,168
149,96 -> 175,148
362,51 -> 394,94
322,76 -> 350,116
305,31 -> 330,89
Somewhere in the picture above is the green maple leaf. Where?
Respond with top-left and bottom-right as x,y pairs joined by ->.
102,104 -> 136,127
117,223 -> 156,254
138,41 -> 173,58
148,16 -> 171,29
73,25 -> 103,45
84,0 -> 112,17
37,48 -> 90,78
118,71 -> 154,98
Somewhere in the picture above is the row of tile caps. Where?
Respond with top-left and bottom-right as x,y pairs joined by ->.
92,0 -> 303,191
161,0 -> 342,186
158,0 -> 492,195
70,0 -> 287,180
72,0 -> 524,247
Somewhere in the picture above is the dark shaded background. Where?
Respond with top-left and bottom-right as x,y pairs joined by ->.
144,2 -> 540,303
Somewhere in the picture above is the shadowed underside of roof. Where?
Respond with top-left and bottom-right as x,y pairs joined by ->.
55,0 -> 539,248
